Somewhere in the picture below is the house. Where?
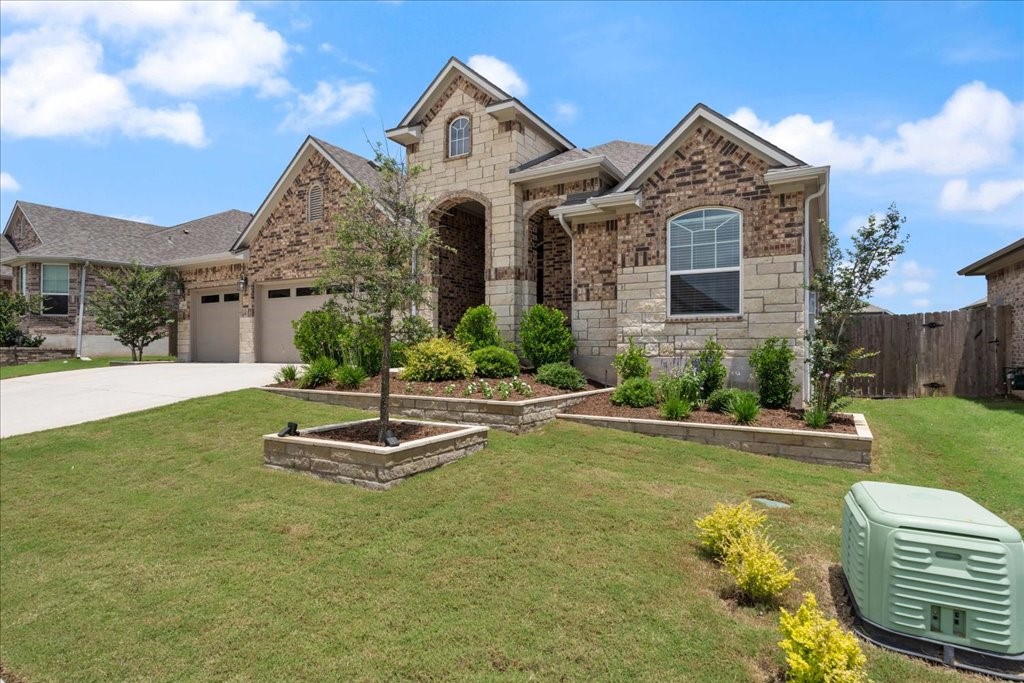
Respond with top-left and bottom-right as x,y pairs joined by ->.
2,57 -> 829,401
1,202 -> 250,357
958,237 -> 1024,368
856,303 -> 894,315
0,234 -> 15,292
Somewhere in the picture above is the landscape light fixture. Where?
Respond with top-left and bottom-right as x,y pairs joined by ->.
383,430 -> 400,447
277,422 -> 298,437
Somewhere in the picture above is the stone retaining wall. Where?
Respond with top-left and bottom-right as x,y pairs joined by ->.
262,386 -> 614,433
0,347 -> 75,366
264,419 -> 488,490
556,412 -> 873,469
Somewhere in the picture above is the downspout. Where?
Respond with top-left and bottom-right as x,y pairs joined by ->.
75,261 -> 89,358
556,213 -> 575,320
802,179 -> 828,404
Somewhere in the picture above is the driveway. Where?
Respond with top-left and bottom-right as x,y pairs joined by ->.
0,363 -> 283,438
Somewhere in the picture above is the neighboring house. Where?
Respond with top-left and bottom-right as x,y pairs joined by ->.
856,303 -> 893,315
1,57 -> 830,401
961,296 -> 987,311
958,237 -> 1024,368
0,234 -> 15,292
0,202 -> 251,356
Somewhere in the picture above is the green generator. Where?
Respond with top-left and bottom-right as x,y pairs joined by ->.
841,482 -> 1024,680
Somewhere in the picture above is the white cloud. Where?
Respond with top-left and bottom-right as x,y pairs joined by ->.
874,259 -> 935,300
911,298 -> 931,309
729,82 -> 1024,175
318,42 -> 334,53
0,172 -> 21,192
0,27 -> 206,146
112,213 -> 156,224
279,81 -> 374,132
467,55 -> 527,98
939,178 -> 1024,212
553,101 -> 579,124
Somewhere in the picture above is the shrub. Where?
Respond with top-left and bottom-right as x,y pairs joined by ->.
334,364 -> 368,389
613,337 -> 651,381
694,501 -> 767,560
779,593 -> 868,683
695,337 -> 728,399
707,387 -> 743,413
399,337 -> 476,381
389,341 -> 409,368
274,364 -> 298,383
341,319 -> 384,376
728,390 -> 761,425
611,377 -> 658,408
535,362 -> 586,391
395,315 -> 434,345
292,303 -> 347,364
657,365 -> 701,405
723,530 -> 797,606
661,395 -> 693,421
520,304 -> 575,367
454,305 -> 503,351
804,406 -> 829,430
471,345 -> 519,378
298,356 -> 338,389
750,337 -> 798,408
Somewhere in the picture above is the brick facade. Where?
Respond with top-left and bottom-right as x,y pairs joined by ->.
987,261 -> 1023,366
436,204 -> 486,332
4,209 -> 41,251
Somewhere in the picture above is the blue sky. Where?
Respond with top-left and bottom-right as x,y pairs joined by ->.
1,0 -> 1021,311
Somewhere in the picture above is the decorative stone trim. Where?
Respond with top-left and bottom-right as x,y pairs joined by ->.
554,412 -> 873,469
263,419 -> 488,490
0,347 -> 75,366
262,386 -> 614,433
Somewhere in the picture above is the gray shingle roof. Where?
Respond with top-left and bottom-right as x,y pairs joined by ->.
1,202 -> 251,266
311,137 -> 381,190
518,140 -> 654,177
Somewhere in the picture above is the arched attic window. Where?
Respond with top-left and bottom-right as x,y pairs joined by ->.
448,116 -> 471,158
307,182 -> 324,222
668,208 -> 742,316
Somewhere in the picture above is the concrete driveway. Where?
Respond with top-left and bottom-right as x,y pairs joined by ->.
0,363 -> 283,438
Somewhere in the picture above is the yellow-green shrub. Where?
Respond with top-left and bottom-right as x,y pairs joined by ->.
723,530 -> 797,605
694,501 -> 767,560
399,337 -> 476,381
779,592 -> 868,682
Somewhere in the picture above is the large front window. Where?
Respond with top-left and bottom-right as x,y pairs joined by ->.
41,264 -> 69,315
668,208 -> 741,316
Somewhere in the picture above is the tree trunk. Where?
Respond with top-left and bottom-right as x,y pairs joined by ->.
131,346 -> 139,362
377,314 -> 393,444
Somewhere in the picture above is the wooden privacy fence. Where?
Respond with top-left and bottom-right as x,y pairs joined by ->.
845,306 -> 1012,398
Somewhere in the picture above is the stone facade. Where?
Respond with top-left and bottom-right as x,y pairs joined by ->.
986,261 -> 1023,366
0,346 -> 75,366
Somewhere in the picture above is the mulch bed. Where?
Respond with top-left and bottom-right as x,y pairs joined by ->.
563,394 -> 857,433
312,421 -> 458,445
272,372 -> 602,399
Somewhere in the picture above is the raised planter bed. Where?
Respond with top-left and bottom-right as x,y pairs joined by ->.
263,418 -> 488,490
555,412 -> 873,469
262,386 -> 614,433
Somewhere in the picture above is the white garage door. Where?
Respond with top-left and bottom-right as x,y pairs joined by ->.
258,284 -> 331,363
193,289 -> 240,362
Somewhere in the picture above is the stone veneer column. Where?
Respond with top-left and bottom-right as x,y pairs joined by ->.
239,316 -> 256,363
176,319 -> 191,362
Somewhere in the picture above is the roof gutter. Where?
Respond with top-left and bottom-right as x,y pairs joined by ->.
549,190 -> 643,224
508,155 -> 622,184
162,251 -> 248,268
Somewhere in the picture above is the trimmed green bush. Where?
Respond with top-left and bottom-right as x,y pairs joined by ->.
611,377 -> 658,408
471,345 -> 519,378
613,337 -> 651,381
749,337 -> 798,408
389,341 -> 409,369
695,337 -> 728,399
728,390 -> 761,425
707,387 -> 743,413
292,303 -> 347,364
454,305 -> 503,351
399,337 -> 476,382
298,356 -> 338,389
334,364 -> 367,389
520,304 -> 574,367
535,362 -> 586,391
341,320 -> 383,376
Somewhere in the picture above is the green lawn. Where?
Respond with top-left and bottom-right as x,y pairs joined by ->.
0,393 -> 1020,682
0,356 -> 175,380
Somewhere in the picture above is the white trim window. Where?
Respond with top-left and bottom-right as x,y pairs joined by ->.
448,115 -> 471,158
19,266 -> 27,295
307,182 -> 324,222
668,208 -> 742,316
41,263 -> 70,315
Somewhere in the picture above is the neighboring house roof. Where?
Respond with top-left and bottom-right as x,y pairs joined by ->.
0,234 -> 15,280
857,303 -> 894,315
961,296 -> 988,310
0,201 -> 250,267
957,237 -> 1024,276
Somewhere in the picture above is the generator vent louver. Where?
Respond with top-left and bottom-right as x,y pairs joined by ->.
841,493 -> 868,607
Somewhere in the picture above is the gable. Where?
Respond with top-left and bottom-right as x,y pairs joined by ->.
2,205 -> 42,252
395,58 -> 508,130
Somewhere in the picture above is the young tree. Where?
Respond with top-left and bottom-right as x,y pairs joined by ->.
91,263 -> 174,361
806,204 -> 908,420
318,145 -> 444,443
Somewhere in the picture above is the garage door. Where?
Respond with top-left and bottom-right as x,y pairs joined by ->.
193,289 -> 240,362
258,284 -> 331,363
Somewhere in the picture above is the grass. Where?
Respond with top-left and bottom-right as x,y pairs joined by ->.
0,393 -> 1020,681
0,355 -> 175,380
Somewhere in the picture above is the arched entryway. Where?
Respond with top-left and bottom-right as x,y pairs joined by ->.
527,208 -> 572,320
433,199 -> 487,333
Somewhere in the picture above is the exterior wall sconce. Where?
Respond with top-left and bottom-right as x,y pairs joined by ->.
237,275 -> 248,292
